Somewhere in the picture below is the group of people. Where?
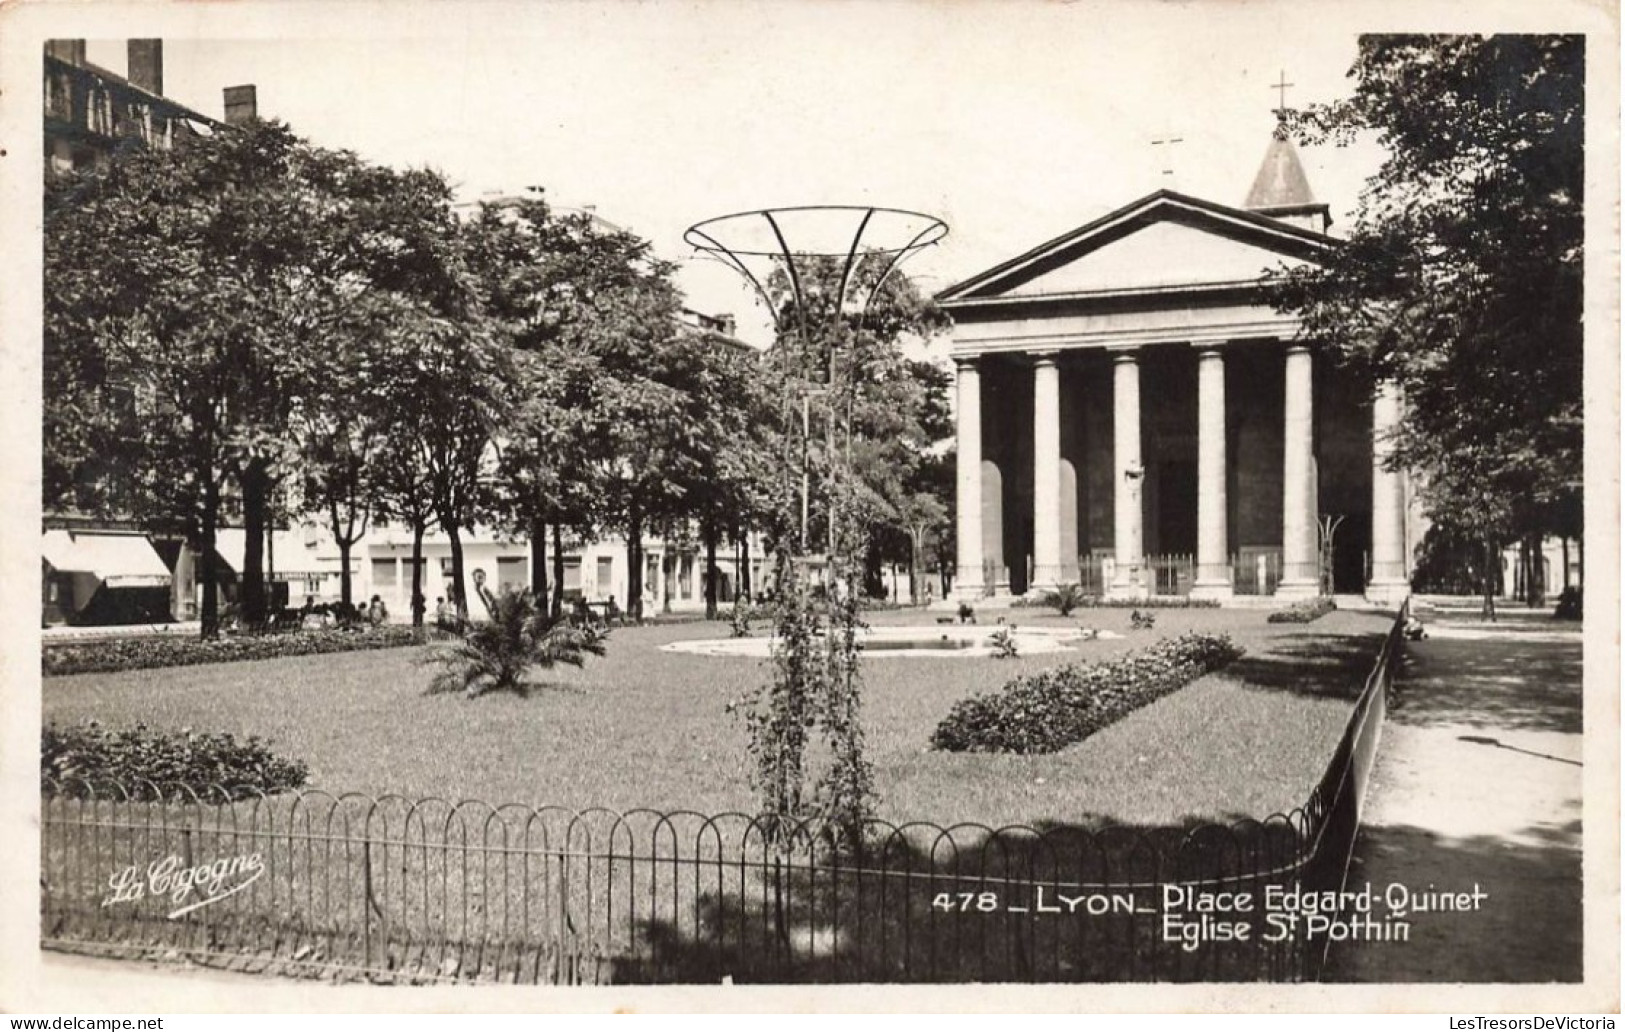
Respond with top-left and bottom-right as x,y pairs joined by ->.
299,595 -> 390,630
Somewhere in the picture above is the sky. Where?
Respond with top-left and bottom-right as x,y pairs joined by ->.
61,1 -> 1409,348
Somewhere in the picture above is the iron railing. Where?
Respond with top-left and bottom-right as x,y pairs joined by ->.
40,605 -> 1406,984
1232,550 -> 1283,596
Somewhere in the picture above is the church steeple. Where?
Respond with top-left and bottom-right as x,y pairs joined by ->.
1243,74 -> 1332,233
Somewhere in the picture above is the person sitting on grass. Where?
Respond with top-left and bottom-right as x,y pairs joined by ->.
368,594 -> 389,626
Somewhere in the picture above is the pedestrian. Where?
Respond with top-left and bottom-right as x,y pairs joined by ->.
368,595 -> 389,626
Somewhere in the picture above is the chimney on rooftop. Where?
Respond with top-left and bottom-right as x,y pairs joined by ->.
45,40 -> 86,66
127,39 -> 163,95
223,84 -> 257,126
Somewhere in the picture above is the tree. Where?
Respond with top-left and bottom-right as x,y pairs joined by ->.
45,121 -> 326,637
468,194 -> 629,616
554,230 -> 698,622
1268,35 -> 1583,618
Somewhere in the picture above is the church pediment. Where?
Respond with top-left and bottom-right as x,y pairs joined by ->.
938,190 -> 1333,304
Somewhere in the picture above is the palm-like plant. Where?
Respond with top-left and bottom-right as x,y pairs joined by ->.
1043,582 -> 1088,616
422,588 -> 607,698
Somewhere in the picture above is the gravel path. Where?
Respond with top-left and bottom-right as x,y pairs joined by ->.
1324,613 -> 1584,982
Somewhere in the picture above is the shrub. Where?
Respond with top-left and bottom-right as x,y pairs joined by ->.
1130,609 -> 1157,631
1267,596 -> 1337,624
730,600 -> 754,638
42,721 -> 309,800
422,588 -> 607,698
987,626 -> 1019,659
931,632 -> 1244,754
957,602 -> 977,624
43,625 -> 423,678
1554,587 -> 1582,621
1041,583 -> 1090,616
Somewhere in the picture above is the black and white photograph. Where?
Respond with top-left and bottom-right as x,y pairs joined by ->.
1,0 -> 1616,1015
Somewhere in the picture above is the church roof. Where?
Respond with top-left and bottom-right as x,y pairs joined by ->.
1244,128 -> 1318,210
935,189 -> 1333,304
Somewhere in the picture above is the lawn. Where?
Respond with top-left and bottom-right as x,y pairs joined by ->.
41,606 -> 1393,829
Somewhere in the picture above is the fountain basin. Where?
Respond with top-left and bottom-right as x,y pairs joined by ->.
662,625 -> 1118,658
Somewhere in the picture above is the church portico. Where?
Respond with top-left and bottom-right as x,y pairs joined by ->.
940,133 -> 1414,606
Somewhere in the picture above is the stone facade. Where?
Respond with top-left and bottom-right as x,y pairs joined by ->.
938,142 -> 1415,606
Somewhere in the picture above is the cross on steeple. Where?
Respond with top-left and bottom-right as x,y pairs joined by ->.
1271,70 -> 1295,115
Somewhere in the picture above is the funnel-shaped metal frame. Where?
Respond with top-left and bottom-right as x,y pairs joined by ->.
683,205 -> 947,345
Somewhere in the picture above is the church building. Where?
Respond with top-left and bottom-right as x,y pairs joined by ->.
937,126 -> 1414,605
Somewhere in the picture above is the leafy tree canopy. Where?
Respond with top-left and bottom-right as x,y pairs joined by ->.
1269,35 -> 1583,567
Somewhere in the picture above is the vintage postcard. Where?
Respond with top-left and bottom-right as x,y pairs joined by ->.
0,0 -> 1617,1015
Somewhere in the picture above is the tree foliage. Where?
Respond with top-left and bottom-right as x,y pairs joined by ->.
1268,35 -> 1583,612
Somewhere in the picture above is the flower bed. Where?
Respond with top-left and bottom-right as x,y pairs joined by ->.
930,632 -> 1244,754
1266,596 -> 1337,624
42,626 -> 424,677
42,721 -> 309,800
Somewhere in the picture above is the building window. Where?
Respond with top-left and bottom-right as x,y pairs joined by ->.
596,557 -> 614,599
371,558 -> 397,589
497,556 -> 526,593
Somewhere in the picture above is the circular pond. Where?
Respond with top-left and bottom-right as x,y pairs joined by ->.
662,624 -> 1118,658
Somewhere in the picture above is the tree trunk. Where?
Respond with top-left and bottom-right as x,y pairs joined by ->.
626,501 -> 643,621
908,527 -> 924,606
199,473 -> 221,640
447,520 -> 467,619
1561,536 -> 1571,591
530,514 -> 549,614
410,521 -> 426,628
1532,534 -> 1547,607
863,542 -> 884,599
552,523 -> 565,620
662,536 -> 672,614
329,496 -> 355,608
266,519 -> 276,609
1481,535 -> 1498,622
704,518 -> 719,620
240,460 -> 269,628
741,532 -> 752,601
337,537 -> 353,608
733,530 -> 743,605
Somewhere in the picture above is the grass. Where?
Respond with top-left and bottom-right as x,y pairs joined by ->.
40,606 -> 1393,829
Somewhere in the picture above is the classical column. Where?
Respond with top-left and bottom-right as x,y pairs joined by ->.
1278,343 -> 1319,598
1191,346 -> 1232,599
1366,379 -> 1410,605
1108,349 -> 1146,598
1031,351 -> 1062,592
954,356 -> 985,600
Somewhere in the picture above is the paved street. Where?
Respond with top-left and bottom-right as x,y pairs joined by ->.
1325,607 -> 1585,982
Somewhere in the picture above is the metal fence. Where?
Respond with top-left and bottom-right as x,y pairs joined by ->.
1232,549 -> 1283,596
40,605 -> 1406,984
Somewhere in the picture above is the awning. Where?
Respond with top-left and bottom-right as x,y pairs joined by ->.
213,529 -> 247,577
41,530 -> 172,588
